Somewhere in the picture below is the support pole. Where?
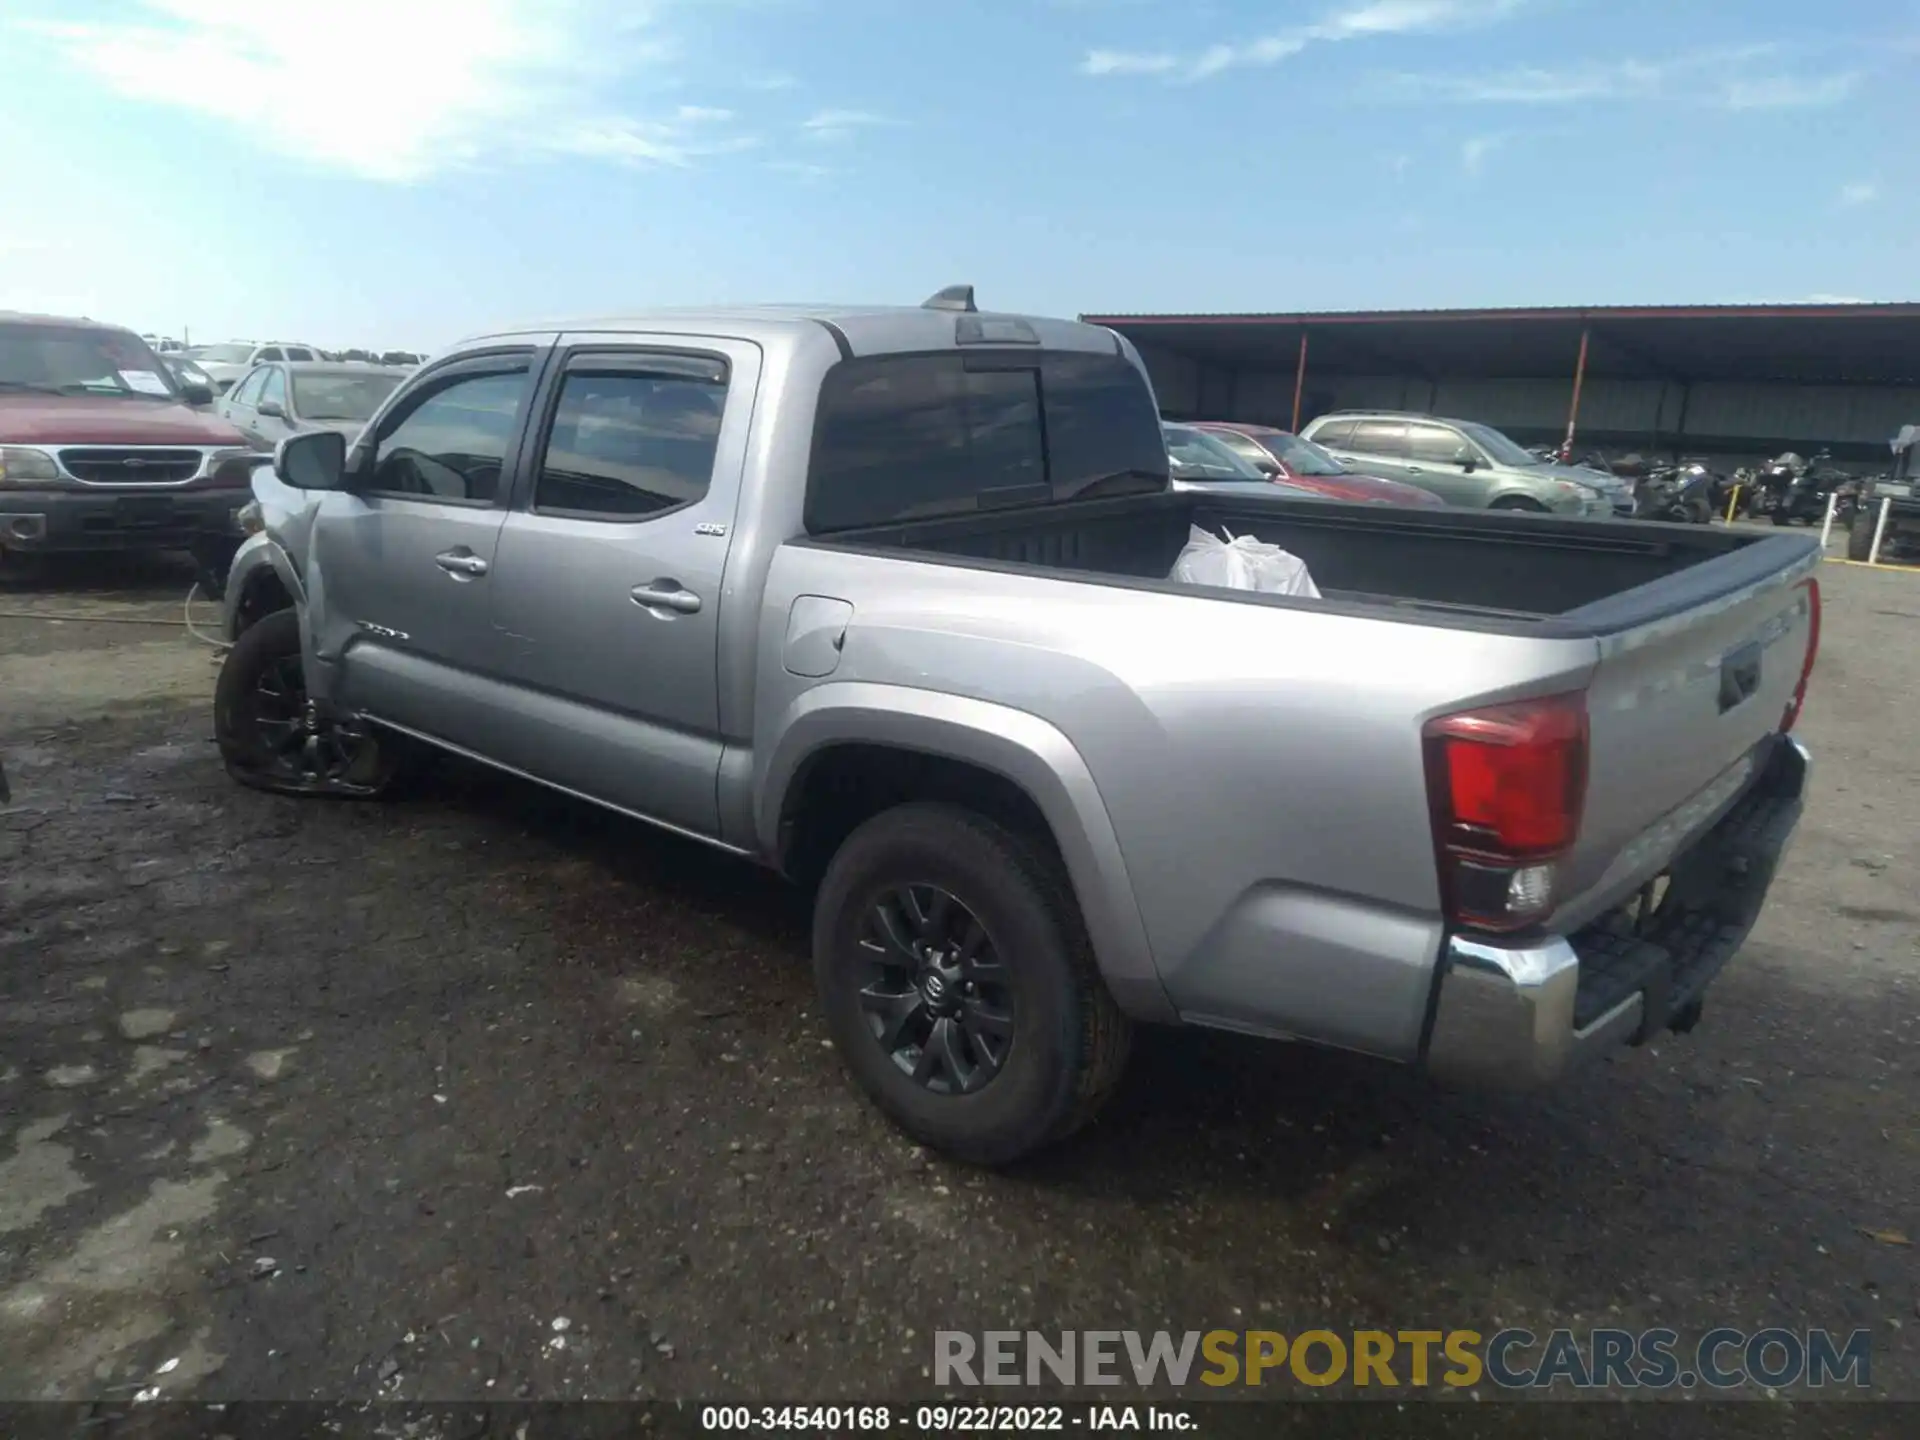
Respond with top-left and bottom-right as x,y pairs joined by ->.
1561,327 -> 1591,458
1290,331 -> 1309,433
1725,485 -> 1742,524
1819,490 -> 1839,549
1867,495 -> 1893,566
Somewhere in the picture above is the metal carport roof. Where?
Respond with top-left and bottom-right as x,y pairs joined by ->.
1079,303 -> 1920,387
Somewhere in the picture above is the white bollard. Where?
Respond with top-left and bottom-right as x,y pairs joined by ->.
1867,495 -> 1893,566
1819,490 -> 1839,549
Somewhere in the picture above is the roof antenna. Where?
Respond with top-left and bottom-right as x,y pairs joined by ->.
922,284 -> 978,314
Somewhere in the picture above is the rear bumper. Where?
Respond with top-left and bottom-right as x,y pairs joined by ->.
1425,733 -> 1809,1088
0,487 -> 251,555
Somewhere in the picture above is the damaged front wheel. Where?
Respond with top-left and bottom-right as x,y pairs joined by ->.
214,608 -> 405,798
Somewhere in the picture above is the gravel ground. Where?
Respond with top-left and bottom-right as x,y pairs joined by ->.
0,549 -> 1916,1412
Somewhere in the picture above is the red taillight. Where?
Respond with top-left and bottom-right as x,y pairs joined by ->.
1423,692 -> 1589,932
1780,578 -> 1820,734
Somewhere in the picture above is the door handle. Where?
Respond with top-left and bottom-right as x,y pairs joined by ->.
630,582 -> 702,615
1405,465 -> 1425,474
434,550 -> 489,578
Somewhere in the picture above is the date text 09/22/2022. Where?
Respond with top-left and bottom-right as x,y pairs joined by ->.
700,1406 -> 1193,1432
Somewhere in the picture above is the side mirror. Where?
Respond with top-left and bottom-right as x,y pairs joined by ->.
180,382 -> 214,407
258,399 -> 286,419
1255,457 -> 1283,476
1457,451 -> 1478,473
275,429 -> 347,491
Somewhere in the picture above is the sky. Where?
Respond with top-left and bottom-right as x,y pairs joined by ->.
0,0 -> 1911,350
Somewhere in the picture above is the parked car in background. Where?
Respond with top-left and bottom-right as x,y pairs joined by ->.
218,362 -> 408,449
1162,423 -> 1273,485
163,354 -> 220,402
1189,421 -> 1447,509
1301,410 -> 1631,517
0,310 -> 256,586
217,289 -> 1819,1163
184,341 -> 324,394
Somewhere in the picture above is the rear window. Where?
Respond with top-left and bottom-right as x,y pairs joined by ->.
805,350 -> 1167,533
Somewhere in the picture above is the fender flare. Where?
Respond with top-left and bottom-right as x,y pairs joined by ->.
758,682 -> 1172,1021
223,535 -> 305,638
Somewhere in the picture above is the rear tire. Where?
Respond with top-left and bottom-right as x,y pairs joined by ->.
214,608 -> 406,798
1847,509 -> 1878,562
1489,496 -> 1547,512
811,803 -> 1130,1166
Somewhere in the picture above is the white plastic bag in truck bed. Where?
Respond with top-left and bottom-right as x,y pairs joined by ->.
1169,525 -> 1321,598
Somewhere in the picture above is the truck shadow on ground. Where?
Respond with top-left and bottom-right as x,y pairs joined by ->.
420,751 -> 1917,1346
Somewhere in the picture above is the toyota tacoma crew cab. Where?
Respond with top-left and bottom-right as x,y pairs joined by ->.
215,288 -> 1820,1163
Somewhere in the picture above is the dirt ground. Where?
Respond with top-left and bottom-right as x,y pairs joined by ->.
1,549 -> 1916,1412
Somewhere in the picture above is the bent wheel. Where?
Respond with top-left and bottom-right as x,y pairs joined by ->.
214,608 -> 403,798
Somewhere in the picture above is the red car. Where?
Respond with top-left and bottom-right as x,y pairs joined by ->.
1191,421 -> 1446,508
1,311 -> 255,585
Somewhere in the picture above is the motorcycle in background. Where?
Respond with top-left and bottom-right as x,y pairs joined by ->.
1634,460 -> 1716,523
1756,450 -> 1860,526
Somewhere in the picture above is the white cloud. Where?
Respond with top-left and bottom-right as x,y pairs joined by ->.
1838,181 -> 1879,207
1460,135 -> 1501,174
1719,71 -> 1860,110
800,109 -> 893,142
3,0 -> 788,181
1390,46 -> 1861,111
1080,0 -> 1525,82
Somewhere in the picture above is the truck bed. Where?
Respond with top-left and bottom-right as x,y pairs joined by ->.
812,489 -> 1811,634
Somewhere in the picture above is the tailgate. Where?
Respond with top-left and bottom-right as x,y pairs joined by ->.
1556,541 -> 1820,926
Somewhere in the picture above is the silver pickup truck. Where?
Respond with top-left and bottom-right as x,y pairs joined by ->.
217,289 -> 1821,1164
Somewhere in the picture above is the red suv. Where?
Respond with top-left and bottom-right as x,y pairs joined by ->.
1191,421 -> 1446,508
0,312 -> 256,585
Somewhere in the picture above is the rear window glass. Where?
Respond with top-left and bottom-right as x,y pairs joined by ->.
805,350 -> 1166,533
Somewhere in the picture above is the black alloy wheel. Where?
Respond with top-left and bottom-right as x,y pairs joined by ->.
249,651 -> 374,788
214,608 -> 402,797
811,803 -> 1131,1165
857,883 -> 1015,1096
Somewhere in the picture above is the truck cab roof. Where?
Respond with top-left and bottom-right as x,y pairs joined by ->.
455,291 -> 1130,362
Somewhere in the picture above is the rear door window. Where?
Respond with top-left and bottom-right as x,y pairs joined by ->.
806,350 -> 1165,533
285,347 -> 316,362
1348,420 -> 1409,458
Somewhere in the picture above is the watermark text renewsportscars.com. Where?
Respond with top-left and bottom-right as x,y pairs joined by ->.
934,1328 -> 1873,1391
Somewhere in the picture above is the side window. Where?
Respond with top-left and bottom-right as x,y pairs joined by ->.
1407,423 -> 1468,464
1348,420 -> 1408,457
534,359 -> 728,520
366,366 -> 531,504
256,346 -> 284,362
1307,418 -> 1356,449
259,367 -> 288,411
807,355 -> 1044,532
229,368 -> 267,407
1211,430 -> 1275,463
284,347 -> 315,362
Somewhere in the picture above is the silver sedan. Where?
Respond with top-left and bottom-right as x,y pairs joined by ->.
217,362 -> 408,450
